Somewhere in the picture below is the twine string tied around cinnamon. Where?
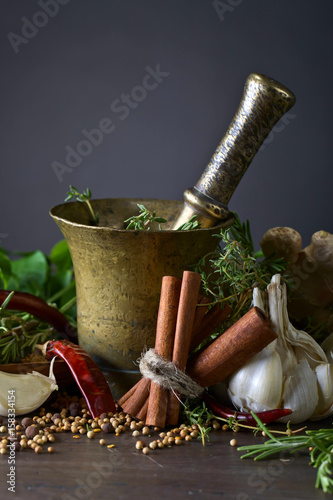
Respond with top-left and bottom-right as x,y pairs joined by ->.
138,348 -> 204,399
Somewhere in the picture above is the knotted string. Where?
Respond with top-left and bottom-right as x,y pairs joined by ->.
138,348 -> 204,399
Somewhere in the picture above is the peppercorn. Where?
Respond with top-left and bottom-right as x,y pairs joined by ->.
25,426 -> 39,439
142,447 -> 149,455
230,438 -> 238,447
101,423 -> 113,434
87,431 -> 95,439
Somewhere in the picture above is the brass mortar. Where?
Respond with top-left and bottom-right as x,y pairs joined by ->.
50,198 -> 227,398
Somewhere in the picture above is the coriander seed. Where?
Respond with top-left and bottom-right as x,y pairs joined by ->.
135,440 -> 145,450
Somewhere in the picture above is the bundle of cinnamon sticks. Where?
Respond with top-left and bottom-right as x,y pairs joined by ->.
118,270 -> 277,429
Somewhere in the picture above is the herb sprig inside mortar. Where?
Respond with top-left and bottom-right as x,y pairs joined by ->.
125,203 -> 202,231
65,185 -> 99,225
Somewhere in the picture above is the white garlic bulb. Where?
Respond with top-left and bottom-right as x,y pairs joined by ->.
227,274 -> 333,424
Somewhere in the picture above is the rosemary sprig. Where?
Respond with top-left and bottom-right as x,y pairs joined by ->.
238,412 -> 333,494
0,309 -> 58,364
65,185 -> 99,225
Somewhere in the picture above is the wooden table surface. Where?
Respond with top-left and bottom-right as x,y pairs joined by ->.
0,403 -> 329,500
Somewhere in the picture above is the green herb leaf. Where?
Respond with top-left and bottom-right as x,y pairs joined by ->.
124,204 -> 167,231
176,216 -> 202,231
49,240 -> 72,272
9,251 -> 48,295
65,185 -> 99,225
0,251 -> 12,289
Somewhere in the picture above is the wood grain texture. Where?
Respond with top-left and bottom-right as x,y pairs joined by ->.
0,419 -> 326,500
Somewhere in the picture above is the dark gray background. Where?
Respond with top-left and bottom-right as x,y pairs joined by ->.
1,0 -> 332,253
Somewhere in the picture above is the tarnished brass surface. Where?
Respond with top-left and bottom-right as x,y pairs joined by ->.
50,198 -> 222,397
173,73 -> 296,229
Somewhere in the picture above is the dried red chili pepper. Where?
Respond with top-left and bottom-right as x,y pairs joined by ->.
0,290 -> 77,342
201,392 -> 292,426
41,339 -> 116,418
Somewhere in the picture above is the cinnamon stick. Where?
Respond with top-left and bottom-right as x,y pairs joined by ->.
136,397 -> 149,422
166,271 -> 202,426
192,295 -> 211,335
187,306 -> 277,387
119,378 -> 151,416
118,379 -> 139,408
189,303 -> 232,352
145,276 -> 182,428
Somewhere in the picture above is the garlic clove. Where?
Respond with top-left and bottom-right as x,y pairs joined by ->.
228,349 -> 283,412
252,287 -> 266,313
311,363 -> 333,420
321,333 -> 333,364
279,357 -> 318,424
0,357 -> 58,416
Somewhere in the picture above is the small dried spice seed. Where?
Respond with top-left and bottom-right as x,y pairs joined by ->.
136,440 -> 145,450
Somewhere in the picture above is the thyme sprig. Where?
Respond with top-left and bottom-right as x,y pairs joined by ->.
184,401 -> 214,446
176,215 -> 202,231
183,400 -> 305,447
238,411 -> 333,494
124,204 -> 167,230
125,204 -> 201,231
195,213 -> 289,327
65,185 -> 99,225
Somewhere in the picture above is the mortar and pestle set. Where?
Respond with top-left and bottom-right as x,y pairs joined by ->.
50,73 -> 296,399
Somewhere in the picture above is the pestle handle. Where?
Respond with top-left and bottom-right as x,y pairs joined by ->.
172,73 -> 296,229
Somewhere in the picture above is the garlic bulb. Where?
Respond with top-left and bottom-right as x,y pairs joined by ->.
0,358 -> 58,416
227,274 -> 333,423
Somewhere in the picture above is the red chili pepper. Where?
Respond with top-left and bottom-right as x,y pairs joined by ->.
42,339 -> 116,418
201,392 -> 292,426
0,290 -> 77,342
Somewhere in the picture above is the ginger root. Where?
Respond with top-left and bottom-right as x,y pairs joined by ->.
260,228 -> 333,335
